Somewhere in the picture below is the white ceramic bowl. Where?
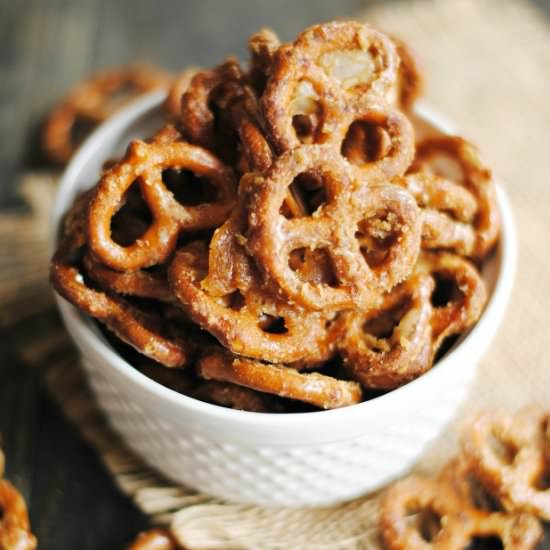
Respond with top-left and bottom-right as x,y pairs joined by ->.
51,91 -> 517,507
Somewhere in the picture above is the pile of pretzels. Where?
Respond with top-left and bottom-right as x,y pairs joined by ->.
50,21 -> 500,412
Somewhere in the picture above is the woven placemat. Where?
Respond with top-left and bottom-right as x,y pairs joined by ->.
5,0 -> 550,547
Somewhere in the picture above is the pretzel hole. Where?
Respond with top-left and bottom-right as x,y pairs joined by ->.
466,536 -> 503,550
290,81 -> 323,143
226,290 -> 245,311
404,506 -> 442,542
289,247 -> 338,287
488,431 -> 518,466
430,274 -> 462,308
356,211 -> 400,268
110,183 -> 153,246
534,471 -> 550,490
362,296 -> 412,349
258,314 -> 288,334
464,473 -> 503,511
162,169 -> 219,205
341,120 -> 391,166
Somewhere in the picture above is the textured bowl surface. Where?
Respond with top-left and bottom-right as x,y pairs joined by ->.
51,91 -> 517,507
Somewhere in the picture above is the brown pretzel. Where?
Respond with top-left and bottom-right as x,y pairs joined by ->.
262,21 -> 399,152
411,136 -> 501,260
43,64 -> 173,164
416,251 -> 487,353
380,475 -> 471,549
246,145 -> 421,311
88,129 -> 236,271
387,36 -> 424,112
180,59 -> 246,153
83,254 -> 172,302
380,474 -> 542,550
395,172 -> 479,255
127,528 -> 179,550
335,273 -> 434,390
169,240 -> 335,364
164,66 -> 200,119
247,28 -> 280,95
462,410 -> 550,520
197,350 -> 362,409
51,191 -> 191,367
0,480 -> 37,550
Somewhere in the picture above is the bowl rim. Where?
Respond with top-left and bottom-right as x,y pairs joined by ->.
52,90 -> 518,428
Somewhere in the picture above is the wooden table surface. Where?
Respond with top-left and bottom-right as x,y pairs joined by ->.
1,1 -> 549,548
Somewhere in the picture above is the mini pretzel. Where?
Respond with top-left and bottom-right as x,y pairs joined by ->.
127,528 -> 179,550
246,145 -> 421,311
387,36 -> 424,112
191,379 -> 285,413
411,136 -> 501,260
335,273 -> 434,390
380,475 -> 471,549
462,410 -> 550,520
262,21 -> 399,152
380,474 -> 542,550
180,59 -> 246,152
51,192 -> 191,367
0,479 -> 37,550
88,129 -> 236,271
43,64 -> 173,164
164,66 -> 200,118
395,172 -> 479,255
197,350 -> 362,409
247,28 -> 280,94
339,101 -> 415,181
169,240 -> 335,364
416,251 -> 487,353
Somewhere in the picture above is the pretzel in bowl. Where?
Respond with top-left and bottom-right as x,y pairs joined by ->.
43,64 -> 173,164
462,410 -> 550,520
380,474 -> 543,550
335,273 -> 434,390
411,136 -> 501,260
169,240 -> 336,365
197,350 -> 362,410
0,479 -> 37,550
51,190 -> 192,368
164,66 -> 200,119
262,21 -> 399,152
247,28 -> 280,95
87,126 -> 236,271
246,144 -> 422,311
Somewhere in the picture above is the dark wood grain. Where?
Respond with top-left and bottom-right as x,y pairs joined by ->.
1,0 -> 549,548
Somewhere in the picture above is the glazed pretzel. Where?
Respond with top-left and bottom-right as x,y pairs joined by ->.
51,191 -> 191,367
164,66 -> 200,118
395,172 -> 479,255
197,350 -> 362,410
387,36 -> 424,112
262,21 -> 399,152
411,136 -> 501,260
247,28 -> 280,94
462,410 -> 550,520
335,273 -> 434,390
180,58 -> 246,153
416,251 -> 487,352
43,64 -> 172,164
0,479 -> 37,550
87,128 -> 236,271
169,240 -> 336,364
380,474 -> 542,550
246,145 -> 421,311
83,253 -> 172,302
127,528 -> 179,550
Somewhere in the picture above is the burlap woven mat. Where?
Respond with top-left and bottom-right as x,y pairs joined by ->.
4,0 -> 550,547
